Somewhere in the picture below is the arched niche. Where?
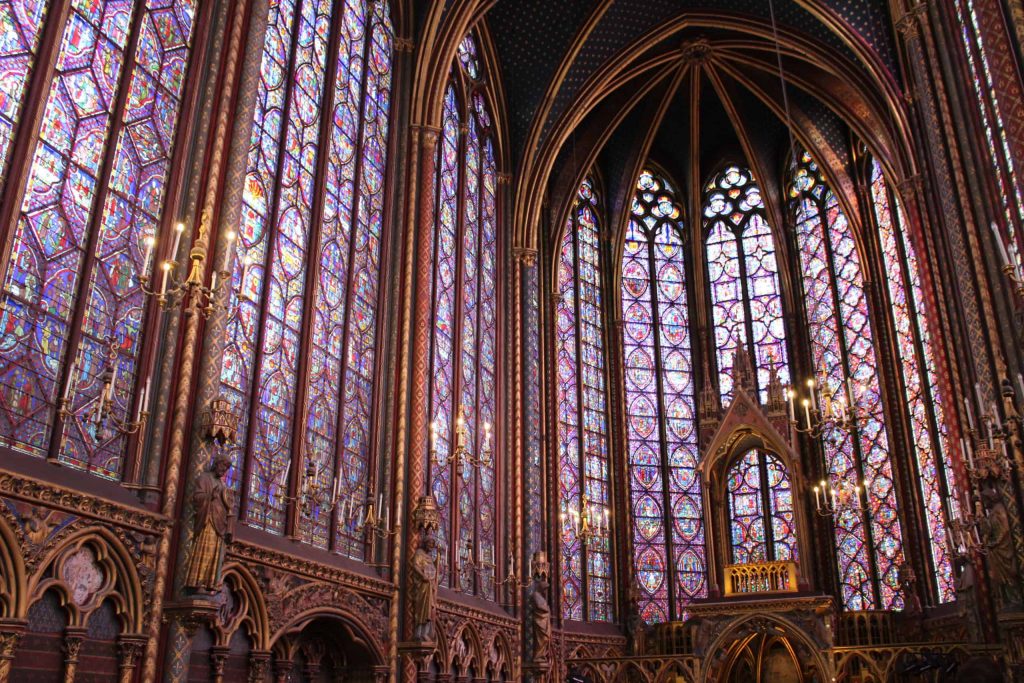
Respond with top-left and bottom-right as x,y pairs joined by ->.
699,391 -> 813,596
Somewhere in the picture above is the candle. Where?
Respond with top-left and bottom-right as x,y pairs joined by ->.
63,360 -> 78,402
509,554 -> 515,578
992,222 -> 1011,267
210,271 -> 218,293
803,398 -> 812,428
962,438 -> 975,469
160,261 -> 171,296
383,504 -> 389,531
378,492 -> 383,514
107,360 -> 118,402
787,389 -> 795,421
171,222 -> 185,260
240,255 -> 252,289
806,378 -> 817,410
992,403 -> 1002,429
1017,374 -> 1024,402
813,485 -> 821,509
964,397 -> 976,431
332,476 -> 340,502
143,235 -> 156,275
975,383 -> 987,422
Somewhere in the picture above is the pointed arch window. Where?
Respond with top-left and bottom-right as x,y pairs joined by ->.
621,169 -> 704,624
789,151 -> 903,609
870,159 -> 958,603
557,176 -> 613,622
703,166 -> 790,403
219,0 -> 394,555
0,0 -> 198,479
426,33 -> 499,600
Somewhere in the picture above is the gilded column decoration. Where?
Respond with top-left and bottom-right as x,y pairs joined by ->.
248,651 -> 272,683
117,637 -> 145,683
520,248 -> 543,556
61,628 -> 85,683
144,0 -> 265,679
0,622 -> 25,683
210,645 -> 230,683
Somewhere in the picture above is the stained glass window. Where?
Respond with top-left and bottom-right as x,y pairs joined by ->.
726,450 -> 796,564
0,0 -> 53,183
703,166 -> 789,403
953,0 -> 1024,270
426,42 -> 499,600
871,159 -> 958,603
621,169 -> 704,624
558,176 -> 613,622
0,0 -> 198,479
220,0 -> 394,556
789,151 -> 903,609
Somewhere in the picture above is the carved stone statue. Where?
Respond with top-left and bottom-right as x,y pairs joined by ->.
955,555 -> 980,642
184,454 -> 235,593
897,562 -> 922,616
409,533 -> 439,642
530,552 -> 552,664
979,483 -> 1022,607
625,584 -> 646,655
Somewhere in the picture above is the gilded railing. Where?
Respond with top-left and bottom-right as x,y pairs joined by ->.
724,561 -> 799,595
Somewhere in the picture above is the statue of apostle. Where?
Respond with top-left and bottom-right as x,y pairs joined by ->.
530,570 -> 552,663
979,483 -> 1022,607
183,454 -> 235,593
410,533 -> 440,642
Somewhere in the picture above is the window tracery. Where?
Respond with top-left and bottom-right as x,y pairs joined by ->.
219,0 -> 394,555
870,159 -> 958,603
703,166 -> 790,404
0,0 -> 198,479
621,169 -> 704,624
426,33 -> 499,599
726,450 -> 796,565
789,151 -> 903,609
557,176 -> 613,622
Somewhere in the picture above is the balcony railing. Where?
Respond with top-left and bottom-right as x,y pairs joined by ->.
724,560 -> 799,596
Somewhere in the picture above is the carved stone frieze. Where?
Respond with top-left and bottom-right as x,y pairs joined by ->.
226,540 -> 391,596
0,472 -> 168,534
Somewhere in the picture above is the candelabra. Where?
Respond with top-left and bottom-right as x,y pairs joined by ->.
452,539 -> 494,591
960,382 -> 1012,484
811,478 -> 866,517
295,459 -> 339,521
137,221 -> 251,318
57,340 -> 151,440
561,498 -> 609,546
336,491 -> 397,542
949,505 -> 987,558
786,377 -> 861,439
432,406 -> 492,480
990,221 -> 1024,298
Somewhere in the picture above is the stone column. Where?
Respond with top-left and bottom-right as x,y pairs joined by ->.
61,627 -> 86,683
248,650 -> 271,683
273,658 -> 294,683
117,635 -> 146,683
210,645 -> 231,683
0,620 -> 25,683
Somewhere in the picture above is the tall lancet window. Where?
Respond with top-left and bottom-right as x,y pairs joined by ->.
621,169 -> 705,623
871,159 -> 958,603
703,166 -> 790,403
789,151 -> 903,609
219,0 -> 394,556
426,34 -> 499,600
0,0 -> 198,479
557,176 -> 613,622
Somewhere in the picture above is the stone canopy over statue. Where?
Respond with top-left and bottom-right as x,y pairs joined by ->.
183,454 -> 236,593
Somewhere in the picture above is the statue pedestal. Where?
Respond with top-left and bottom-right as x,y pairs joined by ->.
524,660 -> 551,683
399,641 -> 436,682
998,611 -> 1024,678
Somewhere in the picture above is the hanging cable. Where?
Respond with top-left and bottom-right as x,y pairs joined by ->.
768,0 -> 801,171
